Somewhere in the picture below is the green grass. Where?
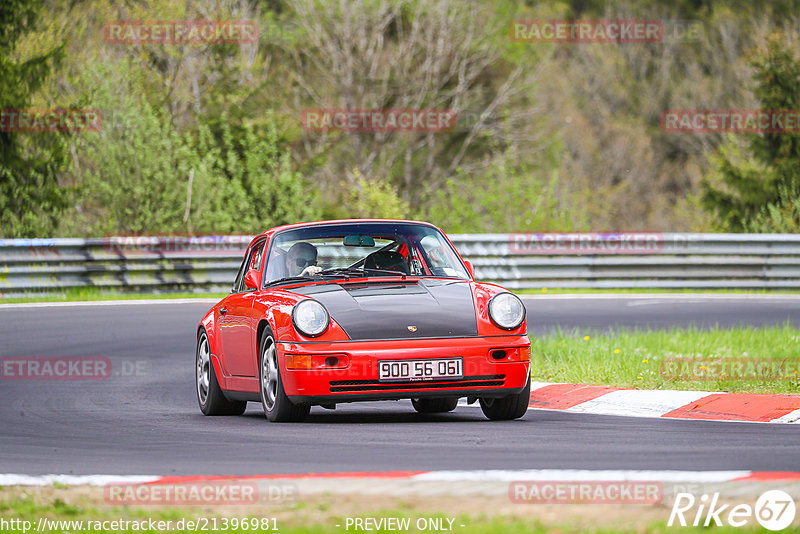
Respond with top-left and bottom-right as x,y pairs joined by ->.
0,287 -> 226,304
0,494 -> 771,533
530,323 -> 800,393
4,286 -> 800,305
517,287 -> 800,295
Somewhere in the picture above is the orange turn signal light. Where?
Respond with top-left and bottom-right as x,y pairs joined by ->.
285,353 -> 350,370
285,354 -> 313,370
488,346 -> 531,362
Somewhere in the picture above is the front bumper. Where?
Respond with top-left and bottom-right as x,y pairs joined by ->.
278,336 -> 531,405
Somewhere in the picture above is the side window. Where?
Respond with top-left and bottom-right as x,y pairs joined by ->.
232,255 -> 247,293
233,240 -> 265,293
250,241 -> 265,272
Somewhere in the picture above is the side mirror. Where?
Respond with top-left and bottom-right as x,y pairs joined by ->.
463,259 -> 475,279
244,269 -> 261,290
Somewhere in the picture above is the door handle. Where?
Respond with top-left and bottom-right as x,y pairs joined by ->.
219,307 -> 227,316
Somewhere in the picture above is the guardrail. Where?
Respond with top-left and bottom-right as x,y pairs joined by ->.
1,233 -> 800,296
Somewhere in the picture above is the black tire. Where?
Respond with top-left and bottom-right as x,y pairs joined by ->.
479,376 -> 530,420
259,332 -> 310,422
196,329 -> 247,416
411,397 -> 459,414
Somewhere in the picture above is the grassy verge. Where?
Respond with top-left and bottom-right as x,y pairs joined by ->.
530,324 -> 800,393
0,287 -> 226,304
0,489 -> 768,534
4,286 -> 800,304
517,287 -> 800,295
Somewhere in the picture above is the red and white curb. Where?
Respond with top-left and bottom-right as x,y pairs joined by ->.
491,382 -> 800,424
3,470 -> 800,487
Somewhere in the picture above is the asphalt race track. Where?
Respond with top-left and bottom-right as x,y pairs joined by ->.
522,294 -> 800,335
0,295 -> 798,476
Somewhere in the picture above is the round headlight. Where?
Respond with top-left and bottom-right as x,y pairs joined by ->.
488,292 -> 525,330
292,299 -> 330,337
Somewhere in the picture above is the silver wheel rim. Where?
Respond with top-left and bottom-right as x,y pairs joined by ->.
261,337 -> 278,411
197,334 -> 210,405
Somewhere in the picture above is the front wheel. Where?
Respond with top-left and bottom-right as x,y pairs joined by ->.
411,397 -> 459,413
479,377 -> 530,420
259,333 -> 310,422
196,329 -> 247,416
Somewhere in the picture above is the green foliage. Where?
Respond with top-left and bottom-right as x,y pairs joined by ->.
3,0 -> 800,236
65,60 -> 187,234
0,0 -> 64,109
0,0 -> 67,237
187,117 -> 321,233
702,33 -> 800,231
701,137 -> 773,231
747,187 -> 800,232
61,59 -> 319,236
336,170 -> 409,220
197,118 -> 318,232
425,146 -> 579,233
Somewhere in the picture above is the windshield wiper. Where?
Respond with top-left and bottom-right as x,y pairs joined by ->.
265,270 -> 359,287
320,267 -> 407,279
263,275 -> 316,287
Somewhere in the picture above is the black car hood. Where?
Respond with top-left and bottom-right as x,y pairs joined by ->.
289,279 -> 478,340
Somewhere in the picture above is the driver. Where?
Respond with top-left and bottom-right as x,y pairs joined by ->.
286,242 -> 322,277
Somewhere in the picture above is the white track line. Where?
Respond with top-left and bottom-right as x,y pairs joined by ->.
0,470 -> 757,486
412,470 -> 752,483
3,294 -> 799,309
521,294 -> 800,300
0,474 -> 160,486
0,298 -> 219,309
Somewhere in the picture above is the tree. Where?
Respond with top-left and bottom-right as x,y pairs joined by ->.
0,0 -> 66,237
285,0 -> 548,216
702,33 -> 800,231
63,57 -> 319,236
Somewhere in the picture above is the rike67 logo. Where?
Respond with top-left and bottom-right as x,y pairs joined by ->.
669,490 -> 796,531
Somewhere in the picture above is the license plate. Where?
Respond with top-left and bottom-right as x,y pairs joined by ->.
378,358 -> 463,382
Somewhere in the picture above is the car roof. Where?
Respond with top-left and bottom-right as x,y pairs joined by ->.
246,219 -> 441,249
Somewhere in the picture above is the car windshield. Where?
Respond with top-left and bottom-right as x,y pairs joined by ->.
264,222 -> 470,284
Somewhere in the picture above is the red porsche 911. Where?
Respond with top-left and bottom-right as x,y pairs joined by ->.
196,219 -> 531,422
